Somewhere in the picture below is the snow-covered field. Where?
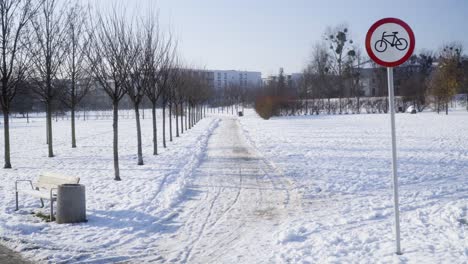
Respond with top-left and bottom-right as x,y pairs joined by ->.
0,111 -> 221,262
0,109 -> 466,263
240,110 -> 467,263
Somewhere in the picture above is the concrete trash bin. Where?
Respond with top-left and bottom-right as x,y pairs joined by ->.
56,184 -> 86,224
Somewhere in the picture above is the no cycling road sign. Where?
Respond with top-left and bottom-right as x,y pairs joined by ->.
365,17 -> 415,256
366,17 -> 415,67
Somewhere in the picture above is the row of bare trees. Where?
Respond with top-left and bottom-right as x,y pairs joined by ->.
0,0 -> 93,166
0,0 -> 213,180
0,0 -> 42,168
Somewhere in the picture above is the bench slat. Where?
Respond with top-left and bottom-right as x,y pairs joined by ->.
35,173 -> 80,190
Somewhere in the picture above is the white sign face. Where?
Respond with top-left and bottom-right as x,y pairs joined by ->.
366,18 -> 415,67
370,23 -> 410,63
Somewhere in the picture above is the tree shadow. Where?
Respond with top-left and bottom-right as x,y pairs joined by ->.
85,208 -> 181,236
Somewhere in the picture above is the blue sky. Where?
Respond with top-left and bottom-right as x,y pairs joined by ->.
87,0 -> 468,75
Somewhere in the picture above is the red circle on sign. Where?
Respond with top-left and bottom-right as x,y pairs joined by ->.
365,18 -> 415,67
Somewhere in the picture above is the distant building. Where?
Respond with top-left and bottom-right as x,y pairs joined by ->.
187,69 -> 262,90
359,62 -> 435,97
210,70 -> 262,90
263,72 -> 302,87
359,68 -> 380,97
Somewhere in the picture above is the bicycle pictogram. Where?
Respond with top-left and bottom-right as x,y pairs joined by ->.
374,31 -> 408,53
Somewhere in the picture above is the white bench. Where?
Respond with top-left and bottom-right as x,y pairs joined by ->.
15,172 -> 80,221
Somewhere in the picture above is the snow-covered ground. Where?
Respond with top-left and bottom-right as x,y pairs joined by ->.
0,111 -> 221,263
240,110 -> 467,263
0,109 -> 466,263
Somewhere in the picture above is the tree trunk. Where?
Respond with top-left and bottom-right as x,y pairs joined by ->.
162,100 -> 167,148
339,97 -> 342,114
465,93 -> 468,111
193,106 -> 196,126
466,94 -> 468,111
151,102 -> 158,155
46,104 -> 49,144
180,102 -> 184,134
188,105 -> 191,129
113,101 -> 121,181
46,103 -> 54,157
134,105 -> 144,165
446,102 -> 448,115
185,103 -> 188,130
305,99 -> 308,115
357,97 -> 361,114
169,101 -> 173,142
71,106 -> 76,148
3,109 -> 11,168
175,103 -> 179,137
192,105 -> 195,127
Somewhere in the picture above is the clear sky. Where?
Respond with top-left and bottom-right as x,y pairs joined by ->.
85,0 -> 468,76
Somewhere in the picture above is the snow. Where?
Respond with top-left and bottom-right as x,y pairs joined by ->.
239,110 -> 467,263
0,108 -> 467,263
0,111 -> 220,263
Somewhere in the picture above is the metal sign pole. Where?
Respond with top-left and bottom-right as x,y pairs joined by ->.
387,67 -> 402,255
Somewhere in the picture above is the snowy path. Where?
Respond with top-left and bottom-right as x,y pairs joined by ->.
154,117 -> 301,263
0,245 -> 31,263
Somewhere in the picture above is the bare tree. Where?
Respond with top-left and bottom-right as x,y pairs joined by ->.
167,60 -> 183,141
87,9 -> 133,180
462,59 -> 468,111
0,0 -> 41,168
304,42 -> 333,115
123,19 -> 144,165
184,70 -> 211,125
428,43 -> 463,115
343,48 -> 364,113
28,0 -> 67,158
176,70 -> 186,136
324,24 -> 355,114
61,2 -> 91,148
143,24 -> 172,155
157,46 -> 176,149
167,69 -> 175,142
170,65 -> 185,138
399,51 -> 434,112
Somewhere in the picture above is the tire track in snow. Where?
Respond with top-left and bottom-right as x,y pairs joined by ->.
182,186 -> 222,263
182,165 -> 244,262
207,168 -> 243,230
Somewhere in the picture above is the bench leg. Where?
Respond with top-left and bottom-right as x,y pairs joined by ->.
15,192 -> 19,211
50,200 -> 54,222
40,198 -> 44,208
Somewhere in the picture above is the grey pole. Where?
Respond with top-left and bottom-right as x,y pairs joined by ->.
387,67 -> 402,255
